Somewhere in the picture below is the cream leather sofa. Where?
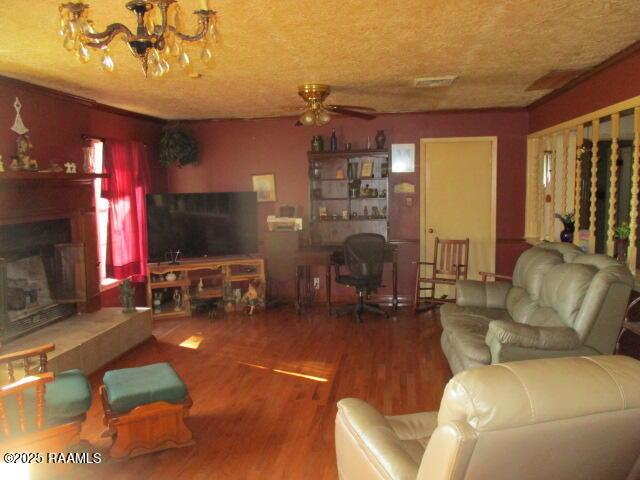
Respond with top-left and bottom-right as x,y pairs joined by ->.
335,355 -> 640,480
440,242 -> 634,374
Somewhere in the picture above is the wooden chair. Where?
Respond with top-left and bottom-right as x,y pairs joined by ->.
414,238 -> 470,312
0,343 -> 88,453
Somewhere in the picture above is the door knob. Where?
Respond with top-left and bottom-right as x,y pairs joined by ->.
428,228 -> 434,234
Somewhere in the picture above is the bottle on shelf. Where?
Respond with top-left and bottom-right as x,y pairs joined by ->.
330,129 -> 338,151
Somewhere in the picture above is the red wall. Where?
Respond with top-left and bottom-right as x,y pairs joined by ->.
0,77 -> 166,193
0,77 -> 166,306
169,110 -> 529,299
529,48 -> 640,132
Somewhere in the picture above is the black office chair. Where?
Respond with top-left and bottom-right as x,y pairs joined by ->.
333,233 -> 389,323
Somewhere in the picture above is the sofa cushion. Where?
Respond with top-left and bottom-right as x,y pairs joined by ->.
440,315 -> 491,364
511,248 -> 563,301
103,362 -> 187,414
44,369 -> 92,420
1,369 -> 91,437
440,303 -> 511,323
506,287 -> 538,324
539,263 -> 596,327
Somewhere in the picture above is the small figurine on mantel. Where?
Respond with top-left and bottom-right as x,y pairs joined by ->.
9,157 -> 20,171
0,155 -> 4,173
50,162 -> 63,173
64,161 -> 77,174
16,134 -> 36,171
118,278 -> 136,313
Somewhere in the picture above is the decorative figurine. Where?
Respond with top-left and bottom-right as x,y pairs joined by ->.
11,97 -> 29,135
50,162 -> 63,173
241,280 -> 264,315
9,157 -> 20,171
173,289 -> 182,311
363,206 -> 369,218
118,279 -> 136,313
165,272 -> 177,282
223,280 -> 235,313
0,155 -> 4,173
197,278 -> 204,293
153,292 -> 162,314
16,134 -> 34,170
64,161 -> 77,174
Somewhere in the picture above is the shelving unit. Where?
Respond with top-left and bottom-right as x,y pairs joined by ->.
146,256 -> 266,320
308,149 -> 390,245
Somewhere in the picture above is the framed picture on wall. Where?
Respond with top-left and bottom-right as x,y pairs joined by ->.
391,143 -> 415,173
252,173 -> 277,203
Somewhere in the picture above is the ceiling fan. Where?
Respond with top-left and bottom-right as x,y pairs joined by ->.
295,84 -> 376,126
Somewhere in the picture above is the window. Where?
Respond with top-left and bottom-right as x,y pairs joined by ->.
86,140 -> 117,288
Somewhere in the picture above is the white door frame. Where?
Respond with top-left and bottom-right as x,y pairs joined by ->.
419,136 -> 498,275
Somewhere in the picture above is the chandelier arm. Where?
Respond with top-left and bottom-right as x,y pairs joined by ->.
169,10 -> 216,42
152,1 -> 172,38
84,23 -> 135,49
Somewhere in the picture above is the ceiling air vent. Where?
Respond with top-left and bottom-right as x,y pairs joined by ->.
414,75 -> 458,88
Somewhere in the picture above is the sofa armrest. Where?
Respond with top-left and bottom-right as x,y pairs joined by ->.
486,320 -> 581,351
456,280 -> 511,309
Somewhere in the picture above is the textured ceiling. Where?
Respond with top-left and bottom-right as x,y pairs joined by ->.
0,0 -> 639,120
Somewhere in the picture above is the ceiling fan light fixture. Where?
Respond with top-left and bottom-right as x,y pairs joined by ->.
299,109 -> 316,126
315,108 -> 331,126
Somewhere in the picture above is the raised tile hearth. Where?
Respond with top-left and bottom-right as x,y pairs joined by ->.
0,308 -> 152,378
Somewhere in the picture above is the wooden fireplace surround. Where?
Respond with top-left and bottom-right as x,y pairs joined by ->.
0,172 -> 107,314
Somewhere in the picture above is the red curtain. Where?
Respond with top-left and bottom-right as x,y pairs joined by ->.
102,140 -> 150,282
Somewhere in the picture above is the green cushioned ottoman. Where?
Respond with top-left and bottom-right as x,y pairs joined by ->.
100,362 -> 194,459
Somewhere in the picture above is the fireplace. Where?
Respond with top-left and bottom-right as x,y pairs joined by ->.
0,172 -> 103,345
0,219 -> 86,341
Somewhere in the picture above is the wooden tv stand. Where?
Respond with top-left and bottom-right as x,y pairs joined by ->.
146,255 -> 266,320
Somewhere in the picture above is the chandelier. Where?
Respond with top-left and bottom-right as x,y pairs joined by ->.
58,1 -> 217,77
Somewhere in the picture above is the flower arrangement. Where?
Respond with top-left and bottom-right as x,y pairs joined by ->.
614,222 -> 631,240
554,212 -> 575,226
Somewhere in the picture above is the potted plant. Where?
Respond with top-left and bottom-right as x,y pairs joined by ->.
614,222 -> 631,262
158,125 -> 199,168
555,212 -> 575,243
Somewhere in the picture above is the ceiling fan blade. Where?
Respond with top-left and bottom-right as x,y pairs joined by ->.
328,106 -> 376,120
328,104 -> 376,112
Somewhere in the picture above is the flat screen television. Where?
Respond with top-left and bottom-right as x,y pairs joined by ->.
146,192 -> 258,262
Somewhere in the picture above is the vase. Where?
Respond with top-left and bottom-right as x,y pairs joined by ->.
560,223 -> 575,243
311,135 -> 324,152
616,239 -> 629,263
375,130 -> 386,149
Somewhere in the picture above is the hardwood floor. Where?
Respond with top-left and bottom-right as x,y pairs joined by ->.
55,306 -> 451,479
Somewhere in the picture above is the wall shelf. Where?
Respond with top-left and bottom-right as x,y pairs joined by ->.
308,150 -> 390,245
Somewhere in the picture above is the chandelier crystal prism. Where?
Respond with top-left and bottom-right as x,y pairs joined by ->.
58,0 -> 217,77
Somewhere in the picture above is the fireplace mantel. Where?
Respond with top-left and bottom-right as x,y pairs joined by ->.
0,171 -> 107,184
0,170 -> 105,315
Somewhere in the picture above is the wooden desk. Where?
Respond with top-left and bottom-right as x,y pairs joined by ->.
295,244 -> 398,313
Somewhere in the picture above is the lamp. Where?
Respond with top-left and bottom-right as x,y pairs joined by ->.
58,0 -> 217,77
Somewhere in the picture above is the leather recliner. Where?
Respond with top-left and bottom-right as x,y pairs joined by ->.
335,355 -> 640,480
440,242 -> 634,374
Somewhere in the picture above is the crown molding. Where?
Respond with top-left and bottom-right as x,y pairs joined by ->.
0,75 -> 165,124
176,106 -> 527,123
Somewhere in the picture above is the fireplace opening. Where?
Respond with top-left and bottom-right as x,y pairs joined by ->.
0,219 -> 86,342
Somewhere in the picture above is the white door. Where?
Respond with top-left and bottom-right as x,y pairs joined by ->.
420,137 -> 497,295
